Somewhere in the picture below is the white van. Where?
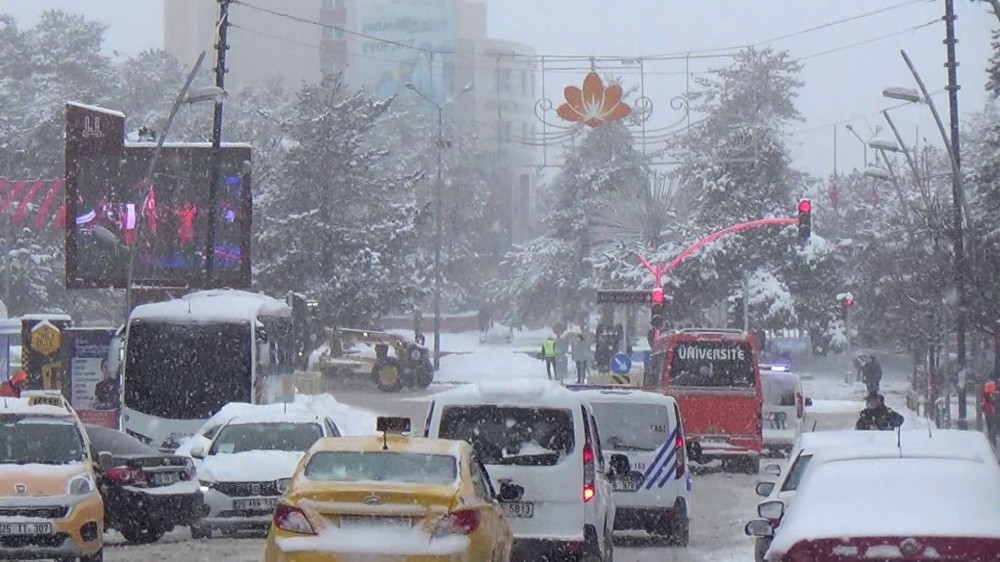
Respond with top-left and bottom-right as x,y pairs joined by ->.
760,366 -> 811,455
423,380 -> 627,562
566,385 -> 693,546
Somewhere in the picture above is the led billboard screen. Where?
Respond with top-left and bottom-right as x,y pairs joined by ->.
65,102 -> 252,289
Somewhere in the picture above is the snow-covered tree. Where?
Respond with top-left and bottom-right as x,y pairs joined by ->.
255,77 -> 429,327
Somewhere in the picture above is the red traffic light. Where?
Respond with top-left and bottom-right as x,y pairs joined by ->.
798,199 -> 812,213
652,288 -> 665,304
843,295 -> 854,307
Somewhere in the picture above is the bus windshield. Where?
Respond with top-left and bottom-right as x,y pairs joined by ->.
668,340 -> 755,388
124,320 -> 252,420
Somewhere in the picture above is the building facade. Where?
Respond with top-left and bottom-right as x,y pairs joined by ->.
163,0 -> 540,243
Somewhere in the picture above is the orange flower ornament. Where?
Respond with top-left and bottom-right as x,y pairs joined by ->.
556,72 -> 631,127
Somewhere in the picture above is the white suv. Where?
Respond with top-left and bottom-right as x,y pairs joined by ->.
188,412 -> 340,538
424,380 -> 627,562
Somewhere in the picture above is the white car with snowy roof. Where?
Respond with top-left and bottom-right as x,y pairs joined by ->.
424,379 -> 630,562
760,366 -> 811,456
747,452 -> 1000,560
188,410 -> 341,538
565,384 -> 694,546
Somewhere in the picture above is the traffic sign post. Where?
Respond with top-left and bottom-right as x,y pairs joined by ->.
610,352 -> 632,374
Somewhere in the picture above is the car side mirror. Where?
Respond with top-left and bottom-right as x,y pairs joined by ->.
608,453 -> 630,477
97,451 -> 113,472
189,446 -> 205,460
755,481 -> 775,497
745,519 -> 774,538
763,463 -> 781,477
757,500 -> 785,520
805,397 -> 813,407
497,481 -> 524,502
686,441 -> 703,464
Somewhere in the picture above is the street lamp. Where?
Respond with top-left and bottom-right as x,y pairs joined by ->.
404,82 -> 474,370
185,86 -> 228,105
869,137 -> 901,153
845,125 -> 868,168
882,87 -> 922,103
863,166 -> 892,180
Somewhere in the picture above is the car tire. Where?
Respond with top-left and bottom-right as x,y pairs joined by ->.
372,358 -> 403,392
411,359 -> 434,388
669,511 -> 690,547
190,524 -> 211,539
120,523 -> 166,544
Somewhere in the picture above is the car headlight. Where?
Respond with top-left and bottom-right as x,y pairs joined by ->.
199,479 -> 215,493
410,348 -> 422,360
67,475 -> 95,495
276,478 -> 292,495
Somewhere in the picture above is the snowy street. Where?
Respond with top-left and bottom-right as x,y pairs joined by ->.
102,346 -> 924,561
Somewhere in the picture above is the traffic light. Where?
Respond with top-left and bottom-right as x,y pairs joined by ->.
797,199 -> 812,243
838,291 -> 854,321
650,287 -> 666,330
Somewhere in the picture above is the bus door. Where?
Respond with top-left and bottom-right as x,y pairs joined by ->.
662,332 -> 762,470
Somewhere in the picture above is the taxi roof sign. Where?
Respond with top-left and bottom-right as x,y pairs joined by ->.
26,394 -> 68,408
376,416 -> 411,434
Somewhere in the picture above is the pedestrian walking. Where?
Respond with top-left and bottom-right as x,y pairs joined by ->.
982,381 -> 998,448
541,336 -> 556,380
571,333 -> 593,384
861,355 -> 883,397
554,332 -> 572,381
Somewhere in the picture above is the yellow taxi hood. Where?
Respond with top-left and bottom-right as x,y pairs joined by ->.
0,463 -> 90,497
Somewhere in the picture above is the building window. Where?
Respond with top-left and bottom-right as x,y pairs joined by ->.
323,26 -> 334,40
503,70 -> 512,93
500,120 -> 511,141
531,73 -> 537,98
521,71 -> 528,97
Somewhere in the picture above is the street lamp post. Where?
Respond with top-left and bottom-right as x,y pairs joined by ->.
845,124 -> 868,168
884,47 -> 969,428
404,82 -> 473,371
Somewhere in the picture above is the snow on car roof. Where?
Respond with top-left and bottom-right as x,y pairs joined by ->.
226,411 -> 324,426
130,289 -> 291,323
565,385 -> 677,406
795,429 -> 998,462
0,397 -> 73,418
431,379 -> 583,407
767,457 -> 1000,554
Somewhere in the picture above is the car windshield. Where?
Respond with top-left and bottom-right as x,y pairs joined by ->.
438,405 -> 575,466
589,402 -> 669,452
669,341 -> 755,388
780,453 -> 813,492
304,451 -> 457,485
210,422 -> 323,454
763,373 -> 797,407
0,415 -> 87,465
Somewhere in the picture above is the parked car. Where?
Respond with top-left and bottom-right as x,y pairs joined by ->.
264,417 -> 514,561
424,380 -> 629,562
747,454 -> 1000,560
190,411 -> 340,538
86,424 -> 204,544
565,384 -> 697,545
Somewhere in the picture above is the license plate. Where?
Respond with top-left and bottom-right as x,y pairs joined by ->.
233,498 -> 277,511
0,522 -> 53,535
151,472 -> 181,485
499,501 -> 534,518
613,479 -> 640,492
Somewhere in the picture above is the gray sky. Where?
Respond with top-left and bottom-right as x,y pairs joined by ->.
0,0 -> 995,179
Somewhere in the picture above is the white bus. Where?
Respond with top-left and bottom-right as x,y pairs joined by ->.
120,289 -> 296,450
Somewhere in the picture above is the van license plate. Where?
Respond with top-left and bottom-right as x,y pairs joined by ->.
233,498 -> 277,511
0,522 -> 53,535
613,479 -> 640,492
499,501 -> 534,518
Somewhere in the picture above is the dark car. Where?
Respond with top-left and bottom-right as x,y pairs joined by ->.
85,424 -> 207,544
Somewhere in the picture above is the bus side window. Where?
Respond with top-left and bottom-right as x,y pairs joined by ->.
644,352 -> 666,387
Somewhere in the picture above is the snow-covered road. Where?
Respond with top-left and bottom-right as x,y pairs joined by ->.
104,355 -> 907,562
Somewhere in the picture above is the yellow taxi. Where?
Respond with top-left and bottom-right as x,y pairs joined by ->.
0,390 -> 104,561
264,416 -> 513,562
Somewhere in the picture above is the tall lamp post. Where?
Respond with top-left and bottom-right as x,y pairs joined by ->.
884,51 -> 969,428
845,124 -> 868,168
404,82 -> 474,370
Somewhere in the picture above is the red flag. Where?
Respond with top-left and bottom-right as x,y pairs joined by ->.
143,185 -> 158,234
34,180 -> 62,229
12,181 -> 44,224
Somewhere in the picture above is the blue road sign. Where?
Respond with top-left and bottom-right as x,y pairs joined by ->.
610,352 -> 632,375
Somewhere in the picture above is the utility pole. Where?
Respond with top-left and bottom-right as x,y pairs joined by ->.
944,0 -> 969,429
205,0 -> 231,287
433,106 -> 443,370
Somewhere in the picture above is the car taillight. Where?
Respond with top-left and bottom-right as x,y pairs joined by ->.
583,443 -> 595,502
433,509 -> 480,537
273,504 -> 315,535
675,433 -> 686,479
106,466 -> 147,487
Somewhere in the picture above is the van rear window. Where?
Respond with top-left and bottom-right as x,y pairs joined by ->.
438,406 -> 574,466
763,373 -> 797,406
668,341 -> 755,388
589,403 -> 669,451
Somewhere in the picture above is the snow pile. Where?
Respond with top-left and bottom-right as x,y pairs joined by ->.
435,346 -> 545,384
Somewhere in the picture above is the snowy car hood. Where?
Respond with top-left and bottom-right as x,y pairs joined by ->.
199,450 -> 305,483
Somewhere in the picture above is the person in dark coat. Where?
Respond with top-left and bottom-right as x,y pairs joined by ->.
856,393 -> 904,430
861,356 -> 883,396
93,358 -> 120,411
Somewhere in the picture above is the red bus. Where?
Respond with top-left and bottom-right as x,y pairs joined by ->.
650,328 -> 763,474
